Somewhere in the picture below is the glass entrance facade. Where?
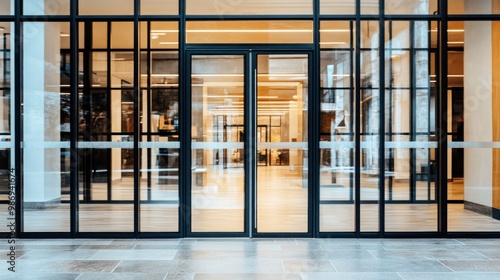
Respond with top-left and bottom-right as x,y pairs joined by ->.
2,0 -> 500,238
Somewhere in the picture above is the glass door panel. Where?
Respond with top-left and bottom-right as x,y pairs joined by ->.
256,54 -> 309,233
191,55 -> 245,233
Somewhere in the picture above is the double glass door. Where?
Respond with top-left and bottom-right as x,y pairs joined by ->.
189,51 -> 310,236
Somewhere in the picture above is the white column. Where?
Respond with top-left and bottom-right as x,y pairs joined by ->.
23,21 -> 62,207
463,0 -> 493,208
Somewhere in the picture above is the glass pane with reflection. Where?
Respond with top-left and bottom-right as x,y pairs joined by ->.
191,55 -> 245,232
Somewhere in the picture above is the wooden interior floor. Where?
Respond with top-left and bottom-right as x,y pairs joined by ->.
4,166 -> 500,234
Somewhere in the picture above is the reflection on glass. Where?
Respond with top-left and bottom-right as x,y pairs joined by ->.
141,0 -> 178,15
22,22 -> 70,232
186,21 -> 313,44
449,0 -> 500,15
23,0 -> 70,15
191,55 -> 245,232
321,0 -> 355,14
0,148 -> 11,233
141,22 -> 179,49
319,48 -> 355,232
187,0 -> 312,15
385,0 -> 437,14
80,0 -> 134,15
320,21 -> 353,49
256,54 -> 308,233
361,0 -> 379,14
139,49 -> 179,232
0,0 -> 11,15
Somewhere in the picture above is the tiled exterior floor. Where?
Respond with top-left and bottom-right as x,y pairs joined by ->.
1,238 -> 500,279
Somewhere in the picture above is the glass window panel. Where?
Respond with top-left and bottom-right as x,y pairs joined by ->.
79,0 -> 134,15
141,21 -> 179,49
111,52 -> 134,87
447,20 -> 500,230
449,0 -> 500,14
91,52 -> 108,87
0,22 -> 11,136
23,22 -> 70,232
186,21 -> 313,44
320,0 -> 355,14
111,22 -> 134,49
0,148 -> 12,233
0,0 -> 11,15
187,0 -> 312,15
79,22 -> 85,49
191,55 -> 245,232
360,89 -> 380,232
93,22 -> 108,49
320,21 -> 353,49
23,0 -> 70,15
256,54 -> 309,233
140,70 -> 179,232
361,0 -> 379,14
140,51 -> 179,88
141,0 -> 178,15
385,0 -> 437,14
386,51 -> 410,88
361,21 -> 379,49
386,21 -> 410,49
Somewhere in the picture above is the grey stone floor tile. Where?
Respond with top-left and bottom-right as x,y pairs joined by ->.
440,260 -> 500,272
19,249 -> 99,260
167,259 -> 285,274
474,249 -> 500,259
280,243 -> 324,250
321,244 -> 385,250
0,245 -> 83,250
79,245 -> 136,250
193,273 -> 302,280
0,250 -> 31,260
15,259 -> 120,273
330,259 -> 452,272
456,239 -> 500,245
326,250 -> 378,260
398,272 -> 500,280
301,272 -> 403,280
367,249 -> 489,260
113,260 -> 174,273
134,244 -> 193,250
0,272 -> 81,280
165,272 -> 195,280
91,249 -> 176,260
282,260 -> 336,272
78,272 -> 168,280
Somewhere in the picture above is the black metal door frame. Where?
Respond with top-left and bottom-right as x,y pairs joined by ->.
184,47 -> 314,238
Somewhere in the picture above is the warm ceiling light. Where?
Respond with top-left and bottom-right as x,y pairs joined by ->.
60,33 -> 70,37
0,26 -> 5,31
151,34 -> 159,40
320,29 -> 350,32
187,29 -> 311,33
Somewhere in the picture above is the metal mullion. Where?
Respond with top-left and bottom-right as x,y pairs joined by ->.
146,21 -> 152,202
312,0 -> 320,237
349,20 -> 354,203
437,0 -> 448,236
133,0 -> 140,237
83,21 -> 93,202
354,0 -> 361,237
14,0 -> 23,236
247,52 -> 254,237
70,0 -> 79,236
378,0 -> 386,236
106,21 -> 112,202
387,21 -> 393,203
410,21 -> 417,203
179,0 -> 187,237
